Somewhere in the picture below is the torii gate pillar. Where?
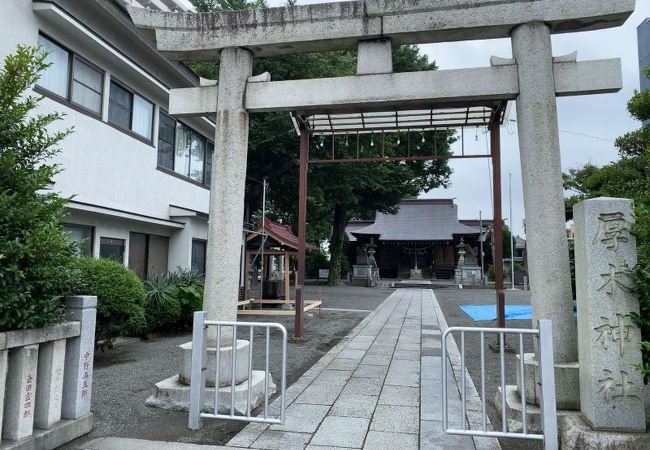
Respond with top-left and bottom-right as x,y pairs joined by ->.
204,47 -> 253,342
512,22 -> 579,409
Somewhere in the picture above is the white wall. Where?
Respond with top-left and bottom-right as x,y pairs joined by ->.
0,0 -> 39,61
0,1 -> 214,272
0,0 -> 212,220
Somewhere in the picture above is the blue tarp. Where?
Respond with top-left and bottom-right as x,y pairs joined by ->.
459,304 -> 532,321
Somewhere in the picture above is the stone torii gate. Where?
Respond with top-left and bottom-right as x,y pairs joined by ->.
129,0 -> 634,414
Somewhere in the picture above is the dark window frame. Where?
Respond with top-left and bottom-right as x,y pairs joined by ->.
108,76 -> 155,144
35,32 -> 105,119
99,237 -> 125,263
62,222 -> 95,257
157,109 -> 213,189
191,238 -> 207,277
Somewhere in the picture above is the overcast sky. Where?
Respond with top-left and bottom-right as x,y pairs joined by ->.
265,1 -> 650,236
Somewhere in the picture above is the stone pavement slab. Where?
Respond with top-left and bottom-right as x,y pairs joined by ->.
310,416 -> 369,448
364,430 -> 419,450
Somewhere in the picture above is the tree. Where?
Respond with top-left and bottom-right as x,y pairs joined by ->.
563,67 -> 650,381
0,46 -> 77,331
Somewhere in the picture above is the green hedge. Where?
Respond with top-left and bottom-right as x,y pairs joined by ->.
73,257 -> 146,344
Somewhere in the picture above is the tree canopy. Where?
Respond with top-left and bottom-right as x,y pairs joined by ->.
189,0 -> 453,284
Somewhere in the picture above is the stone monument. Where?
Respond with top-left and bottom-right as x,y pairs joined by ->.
455,239 -> 482,286
573,198 -> 645,432
352,239 -> 379,287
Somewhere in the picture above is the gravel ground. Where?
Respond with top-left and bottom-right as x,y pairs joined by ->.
434,288 -> 542,450
64,285 -> 394,448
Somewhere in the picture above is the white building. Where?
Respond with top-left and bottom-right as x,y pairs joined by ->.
1,0 -> 216,278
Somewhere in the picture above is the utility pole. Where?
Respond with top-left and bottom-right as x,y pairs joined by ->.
478,210 -> 485,285
509,172 -> 516,290
259,178 -> 267,299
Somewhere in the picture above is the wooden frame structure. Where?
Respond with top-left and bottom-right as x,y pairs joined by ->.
293,102 -> 508,337
240,218 -> 322,316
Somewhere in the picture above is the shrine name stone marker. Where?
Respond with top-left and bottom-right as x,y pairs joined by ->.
574,197 -> 645,432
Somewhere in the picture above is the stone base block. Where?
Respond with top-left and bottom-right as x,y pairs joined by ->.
145,371 -> 276,414
495,385 -> 581,434
0,413 -> 93,450
179,339 -> 250,387
517,352 -> 580,410
561,414 -> 650,449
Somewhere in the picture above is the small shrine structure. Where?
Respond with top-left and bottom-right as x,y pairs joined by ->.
241,218 -> 321,316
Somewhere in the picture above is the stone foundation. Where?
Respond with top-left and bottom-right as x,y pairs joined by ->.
145,372 -> 275,414
517,353 -> 580,410
495,385 -> 581,434
560,415 -> 650,449
179,339 -> 250,387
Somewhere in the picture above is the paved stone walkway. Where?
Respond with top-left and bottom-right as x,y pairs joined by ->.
226,289 -> 499,450
83,289 -> 500,450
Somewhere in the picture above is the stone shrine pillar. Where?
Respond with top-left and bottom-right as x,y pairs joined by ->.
511,22 -> 579,409
573,198 -> 645,431
204,47 -> 253,341
146,48 -> 275,412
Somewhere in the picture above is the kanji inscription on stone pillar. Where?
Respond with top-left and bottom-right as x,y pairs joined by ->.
574,197 -> 645,432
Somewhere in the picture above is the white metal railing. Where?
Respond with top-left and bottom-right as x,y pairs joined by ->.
442,319 -> 558,450
188,311 -> 287,429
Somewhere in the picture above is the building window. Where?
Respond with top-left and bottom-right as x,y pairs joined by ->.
205,141 -> 214,187
99,237 -> 125,263
175,122 -> 206,183
71,59 -> 103,113
158,111 -> 212,186
38,35 -> 70,98
128,232 -> 169,278
37,34 -> 104,115
191,239 -> 207,277
108,79 -> 154,141
157,112 -> 175,170
63,223 -> 94,257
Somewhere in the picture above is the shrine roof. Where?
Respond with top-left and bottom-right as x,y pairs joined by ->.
247,218 -> 318,250
349,199 -> 481,242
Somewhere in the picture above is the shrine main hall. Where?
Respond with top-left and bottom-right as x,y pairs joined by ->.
346,199 -> 483,280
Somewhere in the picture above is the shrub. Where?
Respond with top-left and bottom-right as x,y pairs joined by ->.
170,269 -> 204,330
74,257 -> 146,344
142,273 -> 181,332
0,46 -> 77,332
631,204 -> 650,383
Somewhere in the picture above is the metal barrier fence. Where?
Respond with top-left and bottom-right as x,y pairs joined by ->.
188,311 -> 287,429
442,320 -> 558,450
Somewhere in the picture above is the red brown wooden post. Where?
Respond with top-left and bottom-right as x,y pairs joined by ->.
295,125 -> 309,338
491,120 -> 506,329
